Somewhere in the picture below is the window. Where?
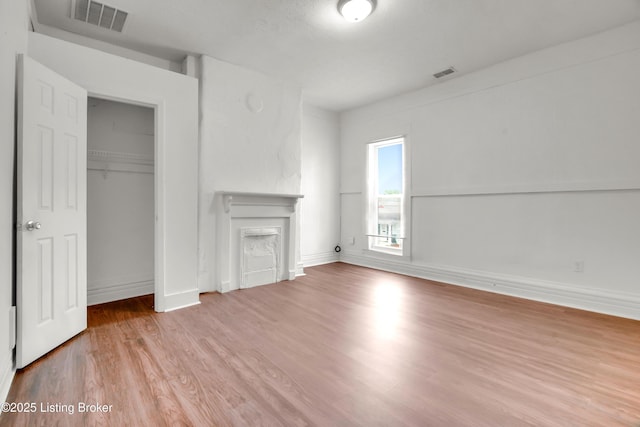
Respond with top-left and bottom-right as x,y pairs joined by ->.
367,137 -> 406,255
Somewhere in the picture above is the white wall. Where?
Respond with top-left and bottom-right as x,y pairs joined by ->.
87,99 -> 155,304
29,32 -> 199,312
300,104 -> 341,267
35,24 -> 182,72
340,21 -> 640,320
197,55 -> 302,291
0,0 -> 28,404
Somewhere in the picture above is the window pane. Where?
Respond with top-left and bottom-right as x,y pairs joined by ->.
368,138 -> 405,254
376,195 -> 402,249
377,143 -> 402,195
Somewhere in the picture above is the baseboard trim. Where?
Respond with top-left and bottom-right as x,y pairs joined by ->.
295,262 -> 305,277
339,251 -> 640,321
197,271 -> 212,293
0,353 -> 15,404
302,251 -> 339,268
219,280 -> 231,293
88,278 -> 154,306
162,289 -> 200,312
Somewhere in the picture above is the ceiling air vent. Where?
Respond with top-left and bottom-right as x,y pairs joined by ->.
73,0 -> 128,32
433,67 -> 456,79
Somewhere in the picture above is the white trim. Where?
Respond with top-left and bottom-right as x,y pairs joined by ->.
153,101 -> 167,312
0,353 -> 15,405
85,94 -> 169,313
366,136 -> 409,257
369,244 -> 403,256
162,289 -> 201,312
295,262 -> 306,277
88,277 -> 154,305
302,251 -> 339,267
412,181 -> 640,198
339,251 -> 640,321
215,192 -> 304,293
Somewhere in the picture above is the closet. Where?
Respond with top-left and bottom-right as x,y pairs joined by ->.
86,97 -> 155,305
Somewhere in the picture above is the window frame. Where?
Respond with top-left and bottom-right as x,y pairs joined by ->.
365,136 -> 410,257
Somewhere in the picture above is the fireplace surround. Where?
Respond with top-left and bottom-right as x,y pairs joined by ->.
215,191 -> 303,292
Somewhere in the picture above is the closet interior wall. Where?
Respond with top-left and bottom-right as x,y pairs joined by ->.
87,97 -> 155,305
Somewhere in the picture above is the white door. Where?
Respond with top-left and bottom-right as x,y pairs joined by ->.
16,55 -> 87,368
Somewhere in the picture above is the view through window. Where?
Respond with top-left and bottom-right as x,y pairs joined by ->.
368,137 -> 404,254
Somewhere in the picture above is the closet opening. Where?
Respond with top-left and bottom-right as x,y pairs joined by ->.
86,97 -> 155,305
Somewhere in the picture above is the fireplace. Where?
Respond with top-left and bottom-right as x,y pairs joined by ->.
240,227 -> 281,289
215,192 -> 303,292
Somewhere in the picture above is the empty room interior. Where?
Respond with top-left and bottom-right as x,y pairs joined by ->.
1,0 -> 640,425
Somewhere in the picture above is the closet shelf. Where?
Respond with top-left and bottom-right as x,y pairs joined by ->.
88,149 -> 154,177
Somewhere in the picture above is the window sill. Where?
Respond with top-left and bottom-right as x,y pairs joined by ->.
368,245 -> 403,257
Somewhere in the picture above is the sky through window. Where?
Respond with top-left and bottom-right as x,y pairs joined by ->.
377,143 -> 402,195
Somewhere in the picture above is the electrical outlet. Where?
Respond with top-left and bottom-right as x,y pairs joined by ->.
350,236 -> 355,245
574,261 -> 584,273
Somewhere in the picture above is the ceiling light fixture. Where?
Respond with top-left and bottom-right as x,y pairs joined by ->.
338,0 -> 376,23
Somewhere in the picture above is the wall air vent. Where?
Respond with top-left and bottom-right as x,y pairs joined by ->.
433,67 -> 456,79
73,0 -> 128,32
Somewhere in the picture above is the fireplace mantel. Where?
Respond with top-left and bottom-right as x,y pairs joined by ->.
218,191 -> 304,213
215,191 -> 304,292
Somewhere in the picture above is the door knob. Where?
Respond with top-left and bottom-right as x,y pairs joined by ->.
25,221 -> 41,231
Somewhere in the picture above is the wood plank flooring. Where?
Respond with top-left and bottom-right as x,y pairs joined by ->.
3,262 -> 640,426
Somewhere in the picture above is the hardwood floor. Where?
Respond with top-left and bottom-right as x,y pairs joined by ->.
3,263 -> 640,426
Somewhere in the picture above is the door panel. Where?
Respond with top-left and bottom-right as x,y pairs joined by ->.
17,55 -> 87,369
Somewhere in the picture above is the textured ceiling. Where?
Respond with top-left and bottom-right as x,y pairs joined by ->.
33,0 -> 640,111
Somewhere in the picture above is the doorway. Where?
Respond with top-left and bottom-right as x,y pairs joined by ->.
86,97 -> 155,305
